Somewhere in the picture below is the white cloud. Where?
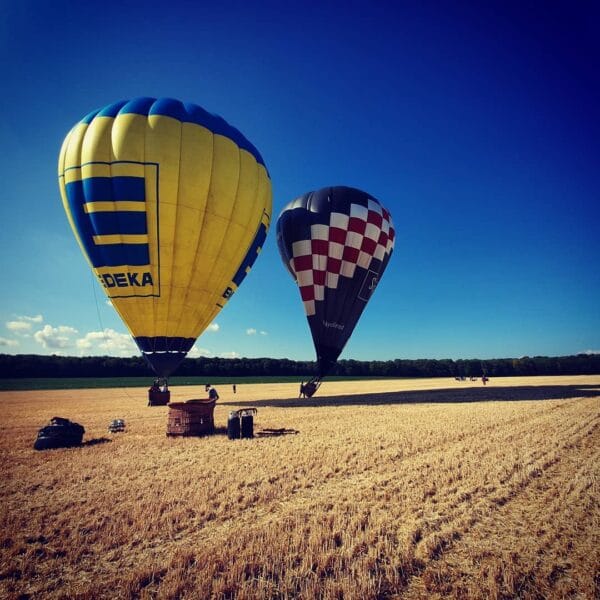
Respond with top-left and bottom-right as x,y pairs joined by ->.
21,314 -> 43,323
219,351 -> 240,359
34,324 -> 78,349
7,321 -> 31,332
7,314 -> 44,334
583,349 -> 599,355
76,329 -> 136,355
188,345 -> 212,358
247,328 -> 267,336
207,323 -> 220,332
0,337 -> 18,347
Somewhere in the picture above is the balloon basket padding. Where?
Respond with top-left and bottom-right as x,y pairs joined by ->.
166,399 -> 216,436
34,417 -> 85,450
227,408 -> 257,440
148,390 -> 170,406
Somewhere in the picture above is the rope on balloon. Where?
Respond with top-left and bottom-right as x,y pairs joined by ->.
90,269 -> 109,345
89,271 -> 140,403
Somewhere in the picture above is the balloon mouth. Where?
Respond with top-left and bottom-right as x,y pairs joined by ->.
135,336 -> 196,377
141,352 -> 188,378
316,347 -> 342,378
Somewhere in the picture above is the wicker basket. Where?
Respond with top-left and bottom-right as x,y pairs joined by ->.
166,399 -> 216,436
148,389 -> 170,406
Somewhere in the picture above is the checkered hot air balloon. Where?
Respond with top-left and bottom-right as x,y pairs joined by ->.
276,186 -> 395,382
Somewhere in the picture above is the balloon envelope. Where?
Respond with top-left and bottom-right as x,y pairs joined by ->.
276,186 -> 395,376
58,97 -> 272,376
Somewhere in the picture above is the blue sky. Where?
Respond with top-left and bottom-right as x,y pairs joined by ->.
1,0 -> 598,363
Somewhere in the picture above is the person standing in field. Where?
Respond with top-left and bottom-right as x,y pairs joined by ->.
209,386 -> 219,401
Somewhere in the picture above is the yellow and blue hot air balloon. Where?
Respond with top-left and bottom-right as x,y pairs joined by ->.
58,97 -> 272,377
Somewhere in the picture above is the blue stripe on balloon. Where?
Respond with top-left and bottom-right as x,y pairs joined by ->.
119,97 -> 156,115
83,176 -> 146,202
92,244 -> 149,267
149,97 -> 188,121
81,107 -> 102,125
65,176 -> 150,267
79,97 -> 268,169
135,336 -> 196,353
88,211 -> 147,235
232,221 -> 268,286
96,100 -> 129,118
65,179 -> 96,262
113,175 -> 146,200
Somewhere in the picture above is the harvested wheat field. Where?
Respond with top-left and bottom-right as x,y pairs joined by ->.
1,375 -> 599,599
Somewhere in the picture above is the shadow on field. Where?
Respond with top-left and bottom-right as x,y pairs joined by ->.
220,384 -> 599,409
256,428 -> 300,437
211,426 -> 299,437
82,437 -> 112,446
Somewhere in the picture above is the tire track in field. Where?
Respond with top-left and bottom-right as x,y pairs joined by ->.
181,400 -> 574,537
50,400 -> 546,594
404,403 -> 599,551
400,411 -> 600,599
354,400 -> 600,598
23,398 -> 596,599
192,398 -> 599,597
138,399 -> 591,565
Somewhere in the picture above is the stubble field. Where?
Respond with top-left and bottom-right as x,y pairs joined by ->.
0,375 -> 598,599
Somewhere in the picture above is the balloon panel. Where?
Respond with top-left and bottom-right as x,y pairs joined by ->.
276,186 -> 394,376
58,98 -> 271,376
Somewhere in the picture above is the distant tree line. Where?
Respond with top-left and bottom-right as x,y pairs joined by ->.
0,353 -> 598,379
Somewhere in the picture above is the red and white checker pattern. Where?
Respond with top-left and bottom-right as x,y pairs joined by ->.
289,199 -> 395,316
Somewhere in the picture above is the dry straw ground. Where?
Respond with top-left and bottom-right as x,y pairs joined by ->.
0,375 -> 598,599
